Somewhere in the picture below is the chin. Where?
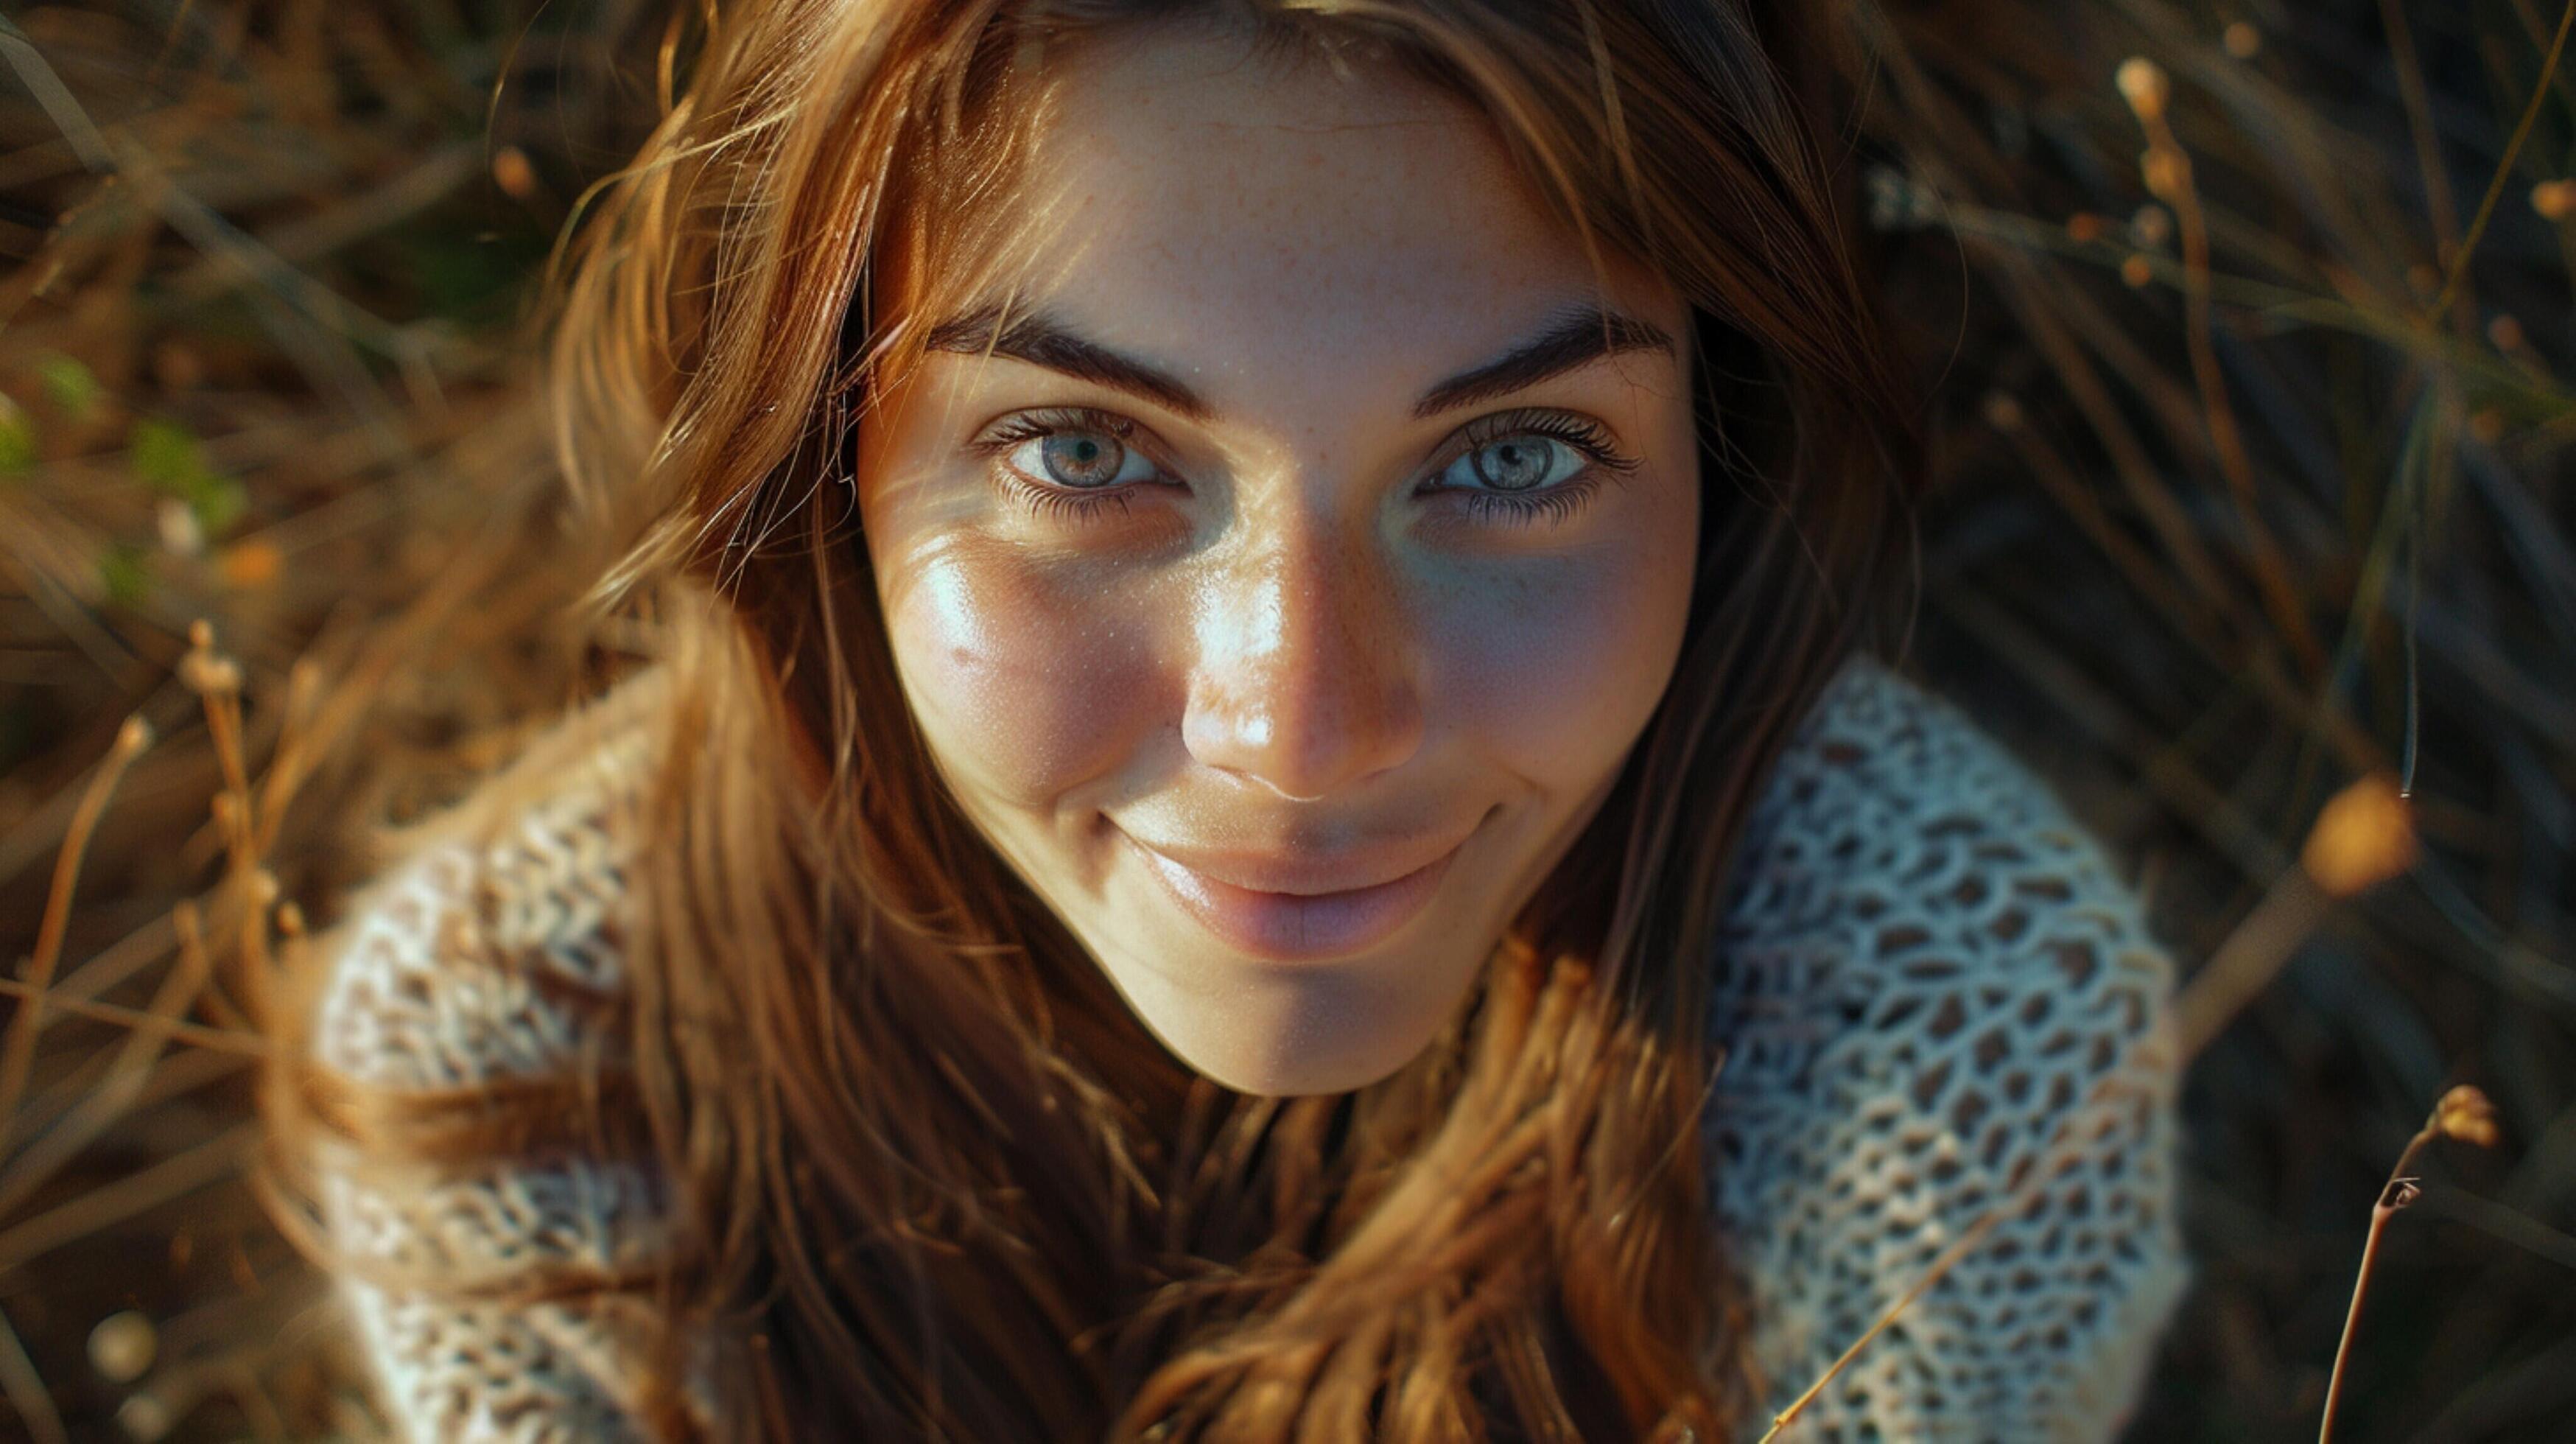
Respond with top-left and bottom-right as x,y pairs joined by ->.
1180,1042 -> 1427,1099
1084,905 -> 1502,1098
1140,974 -> 1458,1099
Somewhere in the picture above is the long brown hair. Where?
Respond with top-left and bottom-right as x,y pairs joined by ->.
278,1 -> 1922,1438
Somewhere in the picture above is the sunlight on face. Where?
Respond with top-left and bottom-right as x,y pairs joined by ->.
857,21 -> 1699,1096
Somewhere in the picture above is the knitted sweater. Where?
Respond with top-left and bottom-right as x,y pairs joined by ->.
303,654 -> 2189,1442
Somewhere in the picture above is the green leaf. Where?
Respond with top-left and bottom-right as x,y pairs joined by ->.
35,354 -> 101,421
191,476 -> 249,536
129,417 -> 209,496
125,416 -> 245,531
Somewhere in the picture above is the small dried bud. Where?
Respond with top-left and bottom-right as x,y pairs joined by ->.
2435,1084 -> 2500,1149
1982,392 -> 2025,431
276,900 -> 306,937
114,714 -> 154,756
218,537 -> 282,590
116,1394 -> 172,1440
492,145 -> 538,200
178,650 -> 242,695
2300,772 -> 2418,899
2116,57 -> 2170,122
2487,315 -> 2527,351
188,618 -> 214,649
156,497 -> 204,556
2222,21 -> 2261,59
2130,203 -> 2174,249
2120,253 -> 2156,289
2066,211 -> 2110,244
88,1310 -> 156,1382
2532,179 -> 2576,221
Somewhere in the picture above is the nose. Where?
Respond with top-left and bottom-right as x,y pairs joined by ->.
1180,508 -> 1425,802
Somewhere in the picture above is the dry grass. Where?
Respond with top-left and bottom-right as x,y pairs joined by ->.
0,0 -> 2571,1440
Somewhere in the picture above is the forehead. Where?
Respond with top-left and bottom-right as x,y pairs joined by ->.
913,21 -> 1675,400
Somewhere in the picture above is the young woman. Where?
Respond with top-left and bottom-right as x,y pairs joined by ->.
274,1 -> 2188,1439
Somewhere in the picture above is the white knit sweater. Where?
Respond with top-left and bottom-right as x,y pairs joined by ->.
303,654 -> 2189,1441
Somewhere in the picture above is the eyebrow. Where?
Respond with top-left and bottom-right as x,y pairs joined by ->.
1405,307 -> 1676,418
921,303 -> 1675,424
924,305 -> 1215,422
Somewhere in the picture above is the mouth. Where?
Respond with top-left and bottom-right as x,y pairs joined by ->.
1116,828 -> 1466,963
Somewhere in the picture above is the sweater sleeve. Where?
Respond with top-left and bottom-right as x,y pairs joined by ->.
299,714 -> 698,1443
1706,656 -> 2189,1443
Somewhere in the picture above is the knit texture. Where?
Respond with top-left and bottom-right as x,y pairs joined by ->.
302,654 -> 2189,1442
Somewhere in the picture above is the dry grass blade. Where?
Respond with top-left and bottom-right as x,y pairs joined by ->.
1752,1211 -> 2012,1442
2426,0 -> 2576,322
2318,1087 -> 2502,1442
0,902 -> 222,1218
2118,55 -> 2327,676
0,1302 -> 67,1444
0,714 -> 152,1149
0,977 -> 273,1059
2172,771 -> 2420,1056
0,1124 -> 258,1276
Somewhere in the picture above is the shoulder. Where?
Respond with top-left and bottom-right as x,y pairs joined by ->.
1708,653 -> 2189,1441
305,670 -> 665,1090
1717,653 -> 2171,1051
1729,651 -> 2137,916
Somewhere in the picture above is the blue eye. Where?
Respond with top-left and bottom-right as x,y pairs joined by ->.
1006,426 -> 1162,490
1422,410 -> 1637,526
1439,434 -> 1589,493
967,407 -> 1174,522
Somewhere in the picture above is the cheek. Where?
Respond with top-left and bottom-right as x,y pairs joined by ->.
880,543 -> 1168,807
1428,535 -> 1694,782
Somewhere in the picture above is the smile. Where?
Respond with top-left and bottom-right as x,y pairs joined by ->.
1117,828 -> 1464,963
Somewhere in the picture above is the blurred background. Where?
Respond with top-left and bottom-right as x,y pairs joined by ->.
0,0 -> 2570,1439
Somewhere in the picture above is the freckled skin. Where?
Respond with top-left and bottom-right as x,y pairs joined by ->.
857,22 -> 1699,1096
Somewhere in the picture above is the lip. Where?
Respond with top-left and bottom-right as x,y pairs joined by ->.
1117,827 -> 1465,962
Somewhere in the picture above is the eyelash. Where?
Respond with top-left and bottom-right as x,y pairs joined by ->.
964,404 -> 1638,527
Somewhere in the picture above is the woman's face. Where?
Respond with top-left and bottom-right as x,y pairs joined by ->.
857,24 -> 1699,1096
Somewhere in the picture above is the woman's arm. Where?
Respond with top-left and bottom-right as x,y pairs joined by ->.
295,718 -> 698,1443
1708,656 -> 2190,1443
